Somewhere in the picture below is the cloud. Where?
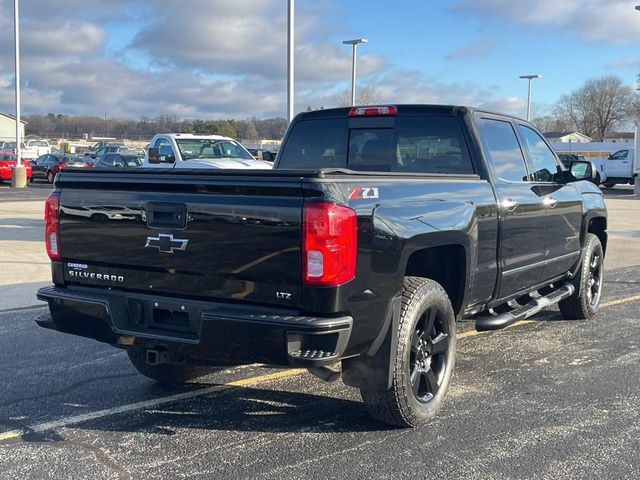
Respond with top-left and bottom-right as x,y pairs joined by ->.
454,0 -> 640,43
0,0 -> 529,120
606,55 -> 640,70
446,38 -> 495,61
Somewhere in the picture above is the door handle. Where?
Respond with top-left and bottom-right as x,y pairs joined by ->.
544,196 -> 558,208
502,198 -> 519,211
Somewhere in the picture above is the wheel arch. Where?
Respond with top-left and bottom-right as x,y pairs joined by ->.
587,216 -> 607,256
404,244 -> 468,316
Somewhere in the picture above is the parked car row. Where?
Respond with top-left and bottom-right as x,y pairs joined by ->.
3,135 -> 277,183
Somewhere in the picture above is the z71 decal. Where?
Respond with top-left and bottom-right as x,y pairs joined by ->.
348,187 -> 380,200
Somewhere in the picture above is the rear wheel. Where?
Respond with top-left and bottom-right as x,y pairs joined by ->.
127,347 -> 209,386
360,277 -> 456,427
603,181 -> 615,188
559,233 -> 604,320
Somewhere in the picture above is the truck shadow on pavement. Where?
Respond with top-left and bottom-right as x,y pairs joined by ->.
16,384 -> 387,443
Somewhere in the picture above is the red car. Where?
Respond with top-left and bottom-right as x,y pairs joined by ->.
0,155 -> 32,182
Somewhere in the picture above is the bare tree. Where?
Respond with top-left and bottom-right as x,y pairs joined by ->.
555,75 -> 634,141
531,115 -> 571,133
335,85 -> 382,107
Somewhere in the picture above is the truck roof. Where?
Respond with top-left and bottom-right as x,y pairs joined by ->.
294,104 -> 528,123
155,133 -> 233,141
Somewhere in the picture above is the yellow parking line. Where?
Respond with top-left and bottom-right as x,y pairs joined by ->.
600,293 -> 640,308
0,368 -> 303,442
1,293 -> 639,442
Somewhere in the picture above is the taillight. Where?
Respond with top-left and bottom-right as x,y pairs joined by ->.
45,192 -> 61,261
348,105 -> 397,117
303,202 -> 357,286
58,163 -> 66,169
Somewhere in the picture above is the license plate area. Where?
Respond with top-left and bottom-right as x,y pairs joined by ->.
127,297 -> 200,335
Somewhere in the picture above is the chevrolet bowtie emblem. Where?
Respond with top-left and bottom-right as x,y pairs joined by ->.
145,234 -> 189,254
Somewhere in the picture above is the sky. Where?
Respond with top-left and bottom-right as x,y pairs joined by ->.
1,0 -> 639,120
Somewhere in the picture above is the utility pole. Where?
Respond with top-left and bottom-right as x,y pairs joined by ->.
342,38 -> 368,106
519,74 -> 542,121
287,0 -> 294,123
11,0 -> 26,188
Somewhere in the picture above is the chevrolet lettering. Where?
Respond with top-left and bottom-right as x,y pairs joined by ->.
37,105 -> 606,428
67,270 -> 124,283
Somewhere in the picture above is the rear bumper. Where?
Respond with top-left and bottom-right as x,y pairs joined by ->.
36,285 -> 352,367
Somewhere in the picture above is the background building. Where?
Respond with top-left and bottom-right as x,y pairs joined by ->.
0,113 -> 26,143
602,132 -> 634,144
543,131 -> 592,143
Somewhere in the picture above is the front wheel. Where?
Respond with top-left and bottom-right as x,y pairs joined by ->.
603,181 -> 615,188
559,233 -> 604,320
360,277 -> 456,427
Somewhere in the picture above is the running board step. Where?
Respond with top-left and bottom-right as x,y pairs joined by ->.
475,283 -> 575,332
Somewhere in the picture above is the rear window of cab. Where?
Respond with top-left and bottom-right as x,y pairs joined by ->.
278,115 -> 474,174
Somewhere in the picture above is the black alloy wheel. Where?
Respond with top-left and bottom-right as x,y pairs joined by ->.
409,307 -> 451,403
559,233 -> 604,320
586,249 -> 603,309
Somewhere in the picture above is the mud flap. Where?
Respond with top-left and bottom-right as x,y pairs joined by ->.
341,295 -> 401,390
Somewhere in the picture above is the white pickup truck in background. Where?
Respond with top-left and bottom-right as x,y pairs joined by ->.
24,139 -> 52,157
552,128 -> 639,188
143,133 -> 273,169
595,148 -> 636,188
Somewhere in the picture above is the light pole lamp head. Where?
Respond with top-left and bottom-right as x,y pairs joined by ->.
519,74 -> 542,80
342,38 -> 368,46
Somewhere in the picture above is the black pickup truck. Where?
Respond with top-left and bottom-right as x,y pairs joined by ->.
37,105 -> 607,427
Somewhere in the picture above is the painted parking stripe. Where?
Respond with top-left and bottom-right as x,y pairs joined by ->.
1,292 -> 639,442
0,368 -> 303,442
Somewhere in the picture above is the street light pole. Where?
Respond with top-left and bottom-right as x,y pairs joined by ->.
14,0 -> 21,168
342,38 -> 368,106
519,74 -> 542,121
287,0 -> 294,123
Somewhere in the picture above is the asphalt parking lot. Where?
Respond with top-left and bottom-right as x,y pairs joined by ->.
0,185 -> 639,479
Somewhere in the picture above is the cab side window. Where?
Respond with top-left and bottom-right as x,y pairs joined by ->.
609,150 -> 628,160
518,125 -> 559,182
477,118 -> 528,182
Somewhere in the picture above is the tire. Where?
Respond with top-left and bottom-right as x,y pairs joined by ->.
603,181 -> 615,188
559,233 -> 604,320
127,347 -> 209,386
47,171 -> 55,184
593,172 -> 601,186
360,277 -> 456,427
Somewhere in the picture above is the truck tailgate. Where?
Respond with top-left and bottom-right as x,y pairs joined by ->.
57,172 -> 304,307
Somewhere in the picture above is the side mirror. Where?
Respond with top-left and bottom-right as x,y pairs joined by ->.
148,147 -> 161,164
165,154 -> 176,164
570,160 -> 594,181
